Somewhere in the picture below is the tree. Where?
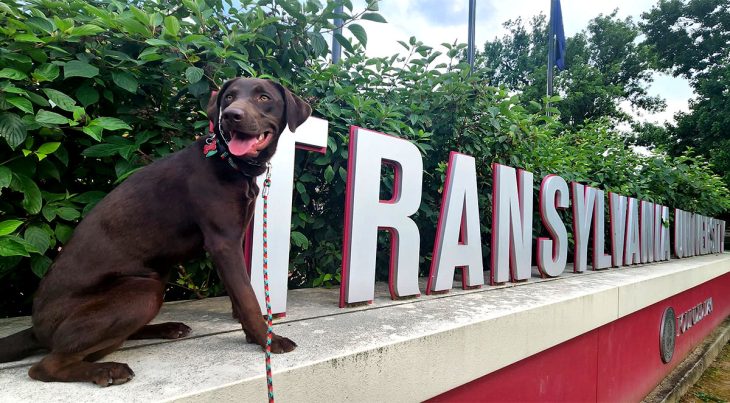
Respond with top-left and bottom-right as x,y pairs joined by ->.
640,0 -> 730,188
476,11 -> 664,125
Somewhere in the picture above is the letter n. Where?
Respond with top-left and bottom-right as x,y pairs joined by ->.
491,164 -> 533,284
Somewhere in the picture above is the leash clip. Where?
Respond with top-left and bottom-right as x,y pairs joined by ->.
262,163 -> 272,198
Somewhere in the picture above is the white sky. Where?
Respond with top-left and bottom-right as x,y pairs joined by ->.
348,0 -> 693,124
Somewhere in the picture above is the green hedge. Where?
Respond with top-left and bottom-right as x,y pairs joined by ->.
1,0 -> 728,317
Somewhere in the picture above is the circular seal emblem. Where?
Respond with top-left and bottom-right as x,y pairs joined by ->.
660,307 -> 676,364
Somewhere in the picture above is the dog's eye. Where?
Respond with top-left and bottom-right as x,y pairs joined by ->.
259,94 -> 270,101
225,94 -> 233,102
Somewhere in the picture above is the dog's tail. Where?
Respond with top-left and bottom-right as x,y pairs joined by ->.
0,328 -> 43,363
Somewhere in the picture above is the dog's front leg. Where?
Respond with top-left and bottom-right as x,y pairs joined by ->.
204,233 -> 297,353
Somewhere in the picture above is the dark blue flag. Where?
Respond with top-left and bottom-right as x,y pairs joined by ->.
551,0 -> 566,70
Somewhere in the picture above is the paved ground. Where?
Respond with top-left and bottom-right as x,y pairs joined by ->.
681,341 -> 730,403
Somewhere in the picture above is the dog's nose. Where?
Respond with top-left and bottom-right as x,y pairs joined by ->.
222,108 -> 244,123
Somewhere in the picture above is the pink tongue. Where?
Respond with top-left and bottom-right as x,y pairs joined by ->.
228,136 -> 258,156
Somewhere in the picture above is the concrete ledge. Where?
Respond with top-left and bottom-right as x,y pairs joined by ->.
1,254 -> 729,402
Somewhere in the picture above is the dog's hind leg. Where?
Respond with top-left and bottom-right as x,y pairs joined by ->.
0,328 -> 44,362
128,322 -> 192,340
29,276 -> 164,386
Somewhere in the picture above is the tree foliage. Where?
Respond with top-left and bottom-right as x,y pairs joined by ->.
476,11 -> 664,125
639,0 -> 730,188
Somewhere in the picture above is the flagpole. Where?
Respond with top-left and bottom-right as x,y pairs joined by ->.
546,0 -> 555,116
467,0 -> 476,71
332,4 -> 344,64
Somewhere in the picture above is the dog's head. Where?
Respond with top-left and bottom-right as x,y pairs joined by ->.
207,78 -> 311,164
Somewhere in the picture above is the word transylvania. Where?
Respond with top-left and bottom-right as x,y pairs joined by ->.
247,122 -> 726,312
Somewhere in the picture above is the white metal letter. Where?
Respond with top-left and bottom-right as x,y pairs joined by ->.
592,189 -> 612,270
571,182 -> 596,273
427,152 -> 485,293
340,127 -> 423,306
640,201 -> 655,263
609,193 -> 628,267
249,117 -> 328,315
491,164 -> 534,284
537,175 -> 569,277
624,197 -> 640,265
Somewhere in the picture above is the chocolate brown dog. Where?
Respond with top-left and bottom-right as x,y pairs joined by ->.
0,78 -> 310,386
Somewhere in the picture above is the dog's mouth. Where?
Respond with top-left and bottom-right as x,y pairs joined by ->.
226,130 -> 273,157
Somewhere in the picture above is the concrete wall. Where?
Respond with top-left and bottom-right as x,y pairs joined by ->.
0,254 -> 728,402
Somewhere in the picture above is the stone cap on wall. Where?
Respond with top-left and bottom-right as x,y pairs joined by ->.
1,253 -> 729,402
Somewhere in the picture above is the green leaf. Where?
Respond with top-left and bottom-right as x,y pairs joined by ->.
324,165 -> 335,183
120,17 -> 150,36
14,33 -> 44,43
42,88 -> 77,111
114,167 -> 142,184
360,13 -> 386,23
69,24 -> 104,37
82,125 -> 103,141
291,231 -> 309,249
7,97 -> 33,114
1,85 -> 28,95
151,12 -> 163,27
0,220 -> 23,236
347,23 -> 367,47
36,109 -> 69,125
333,33 -> 354,53
41,205 -> 56,221
27,91 -> 49,107
185,66 -> 204,84
0,166 -> 11,191
0,1 -> 19,17
64,60 -> 99,78
30,255 -> 52,277
4,53 -> 32,65
112,71 -> 138,93
130,5 -> 149,24
75,84 -> 99,107
54,223 -> 73,244
0,236 -> 30,257
89,117 -> 131,131
37,142 -> 61,155
83,143 -> 135,158
0,68 -> 28,80
24,225 -> 50,254
26,16 -> 55,33
0,112 -> 27,149
55,207 -> 80,221
10,174 -> 42,214
53,16 -> 73,32
308,32 -> 328,56
145,38 -> 170,46
72,191 -> 106,204
163,15 -> 180,36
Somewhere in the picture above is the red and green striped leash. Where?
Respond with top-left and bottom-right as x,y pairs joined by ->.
262,163 -> 275,403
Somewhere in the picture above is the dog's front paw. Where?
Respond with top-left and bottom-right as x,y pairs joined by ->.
269,334 -> 297,354
90,362 -> 135,387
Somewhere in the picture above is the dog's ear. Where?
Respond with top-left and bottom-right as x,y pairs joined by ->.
273,82 -> 312,133
207,78 -> 240,130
